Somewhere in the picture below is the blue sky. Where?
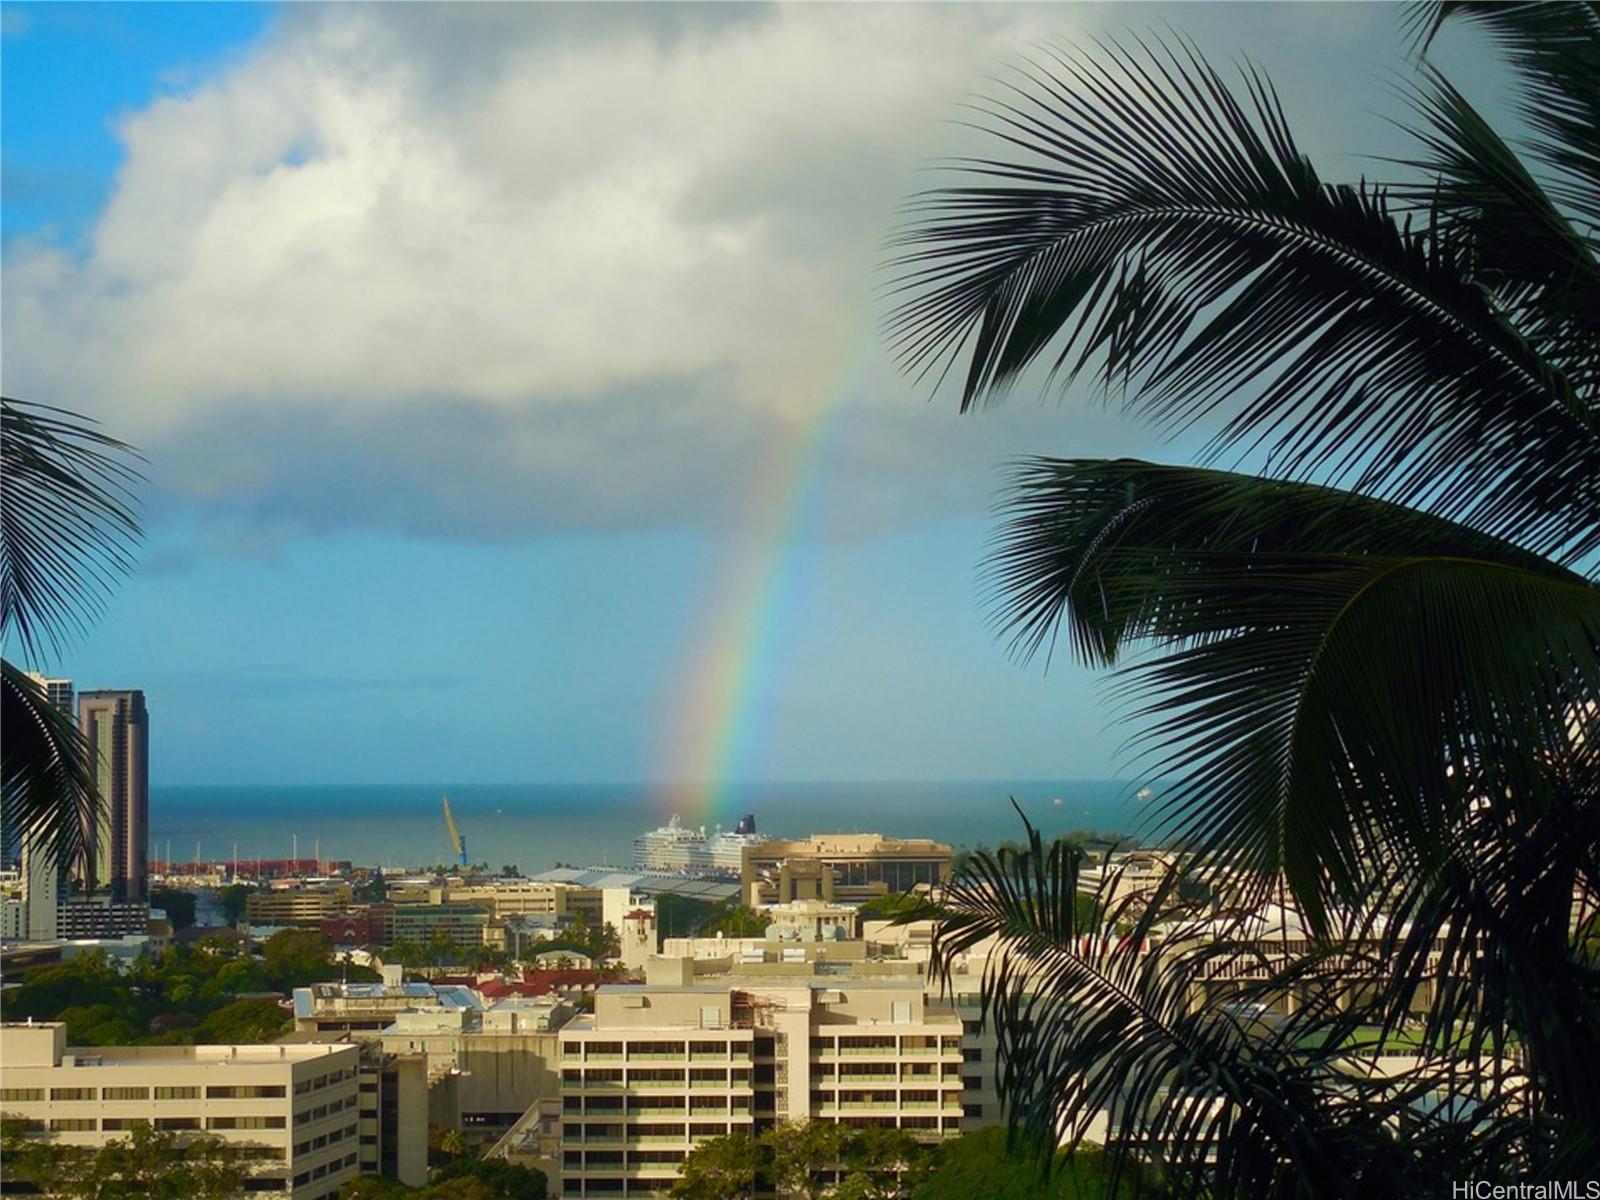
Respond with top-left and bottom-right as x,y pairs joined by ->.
1,2 -> 1509,786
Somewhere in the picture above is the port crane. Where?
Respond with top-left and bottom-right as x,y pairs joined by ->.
442,794 -> 468,868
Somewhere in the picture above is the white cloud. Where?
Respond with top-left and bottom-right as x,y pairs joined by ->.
7,2 -> 1475,552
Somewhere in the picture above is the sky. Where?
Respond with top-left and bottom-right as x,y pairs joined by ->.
1,2 -> 1509,788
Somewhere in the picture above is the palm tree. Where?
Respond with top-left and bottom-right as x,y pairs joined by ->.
1,398 -> 141,879
887,2 -> 1598,1193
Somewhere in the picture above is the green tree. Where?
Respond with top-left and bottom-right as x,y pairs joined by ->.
149,888 -> 197,931
433,1155 -> 548,1200
913,1130 -> 1128,1200
671,1131 -> 770,1200
6,1125 -> 245,1200
763,1121 -> 847,1200
1,400 -> 140,887
218,884 -> 253,925
193,997 -> 291,1043
262,928 -> 337,988
888,3 -> 1600,1192
837,1128 -> 932,1200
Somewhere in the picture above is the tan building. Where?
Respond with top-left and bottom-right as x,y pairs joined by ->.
248,884 -> 355,928
424,881 -> 604,925
742,835 -> 951,906
0,1022 -> 360,1200
556,959 -> 971,1199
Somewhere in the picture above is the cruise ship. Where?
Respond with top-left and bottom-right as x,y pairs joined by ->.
633,813 -> 768,876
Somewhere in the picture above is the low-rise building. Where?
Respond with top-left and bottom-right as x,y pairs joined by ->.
292,967 -> 482,1037
0,1022 -> 361,1200
742,834 -> 952,907
371,903 -> 491,950
247,884 -> 355,929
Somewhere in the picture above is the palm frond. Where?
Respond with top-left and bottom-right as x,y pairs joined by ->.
884,35 -> 1600,565
986,459 -> 1600,933
1,397 -> 142,665
921,830 -> 1540,1198
1408,1 -> 1600,225
0,659 -> 97,875
1391,65 -> 1600,396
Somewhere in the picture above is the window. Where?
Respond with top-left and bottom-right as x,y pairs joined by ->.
156,1117 -> 201,1130
963,1076 -> 983,1091
155,1086 -> 200,1100
1,1088 -> 44,1102
103,1086 -> 150,1101
962,1048 -> 983,1062
208,1116 -> 286,1130
50,1088 -> 96,1102
102,1118 -> 151,1131
963,1103 -> 985,1118
890,1001 -> 913,1024
209,1085 -> 286,1099
50,1118 -> 97,1132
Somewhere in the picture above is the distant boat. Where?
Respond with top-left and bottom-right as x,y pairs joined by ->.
1052,797 -> 1064,807
1136,788 -> 1155,802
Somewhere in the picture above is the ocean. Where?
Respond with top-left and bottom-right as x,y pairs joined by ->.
147,780 -> 1164,874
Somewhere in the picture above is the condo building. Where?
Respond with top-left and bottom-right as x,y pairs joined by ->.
556,959 -> 972,1199
76,689 -> 150,902
0,1022 -> 361,1200
9,674 -> 76,937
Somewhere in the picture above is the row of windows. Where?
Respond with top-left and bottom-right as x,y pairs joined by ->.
291,1152 -> 358,1186
294,1095 -> 357,1126
293,1068 -> 356,1097
293,1122 -> 358,1157
6,1083 -> 289,1103
209,1115 -> 287,1130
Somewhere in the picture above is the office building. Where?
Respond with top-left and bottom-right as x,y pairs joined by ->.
76,689 -> 149,902
1,1021 -> 361,1200
742,834 -> 952,906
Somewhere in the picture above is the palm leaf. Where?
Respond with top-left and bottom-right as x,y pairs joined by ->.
986,459 -> 1600,932
1,397 -> 142,664
884,35 -> 1600,565
920,829 -> 1534,1198
1408,1 -> 1600,225
0,659 -> 97,875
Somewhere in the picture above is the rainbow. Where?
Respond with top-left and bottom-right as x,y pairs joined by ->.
654,343 -> 867,823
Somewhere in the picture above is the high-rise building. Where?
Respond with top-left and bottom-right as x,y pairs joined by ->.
76,689 -> 150,902
9,673 -> 77,938
25,671 -> 75,715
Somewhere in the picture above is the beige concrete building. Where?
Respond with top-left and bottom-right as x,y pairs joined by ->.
742,835 -> 951,906
0,1022 -> 360,1200
387,880 -> 604,925
248,884 -> 355,928
556,959 -> 972,1199
379,1000 -> 571,1142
